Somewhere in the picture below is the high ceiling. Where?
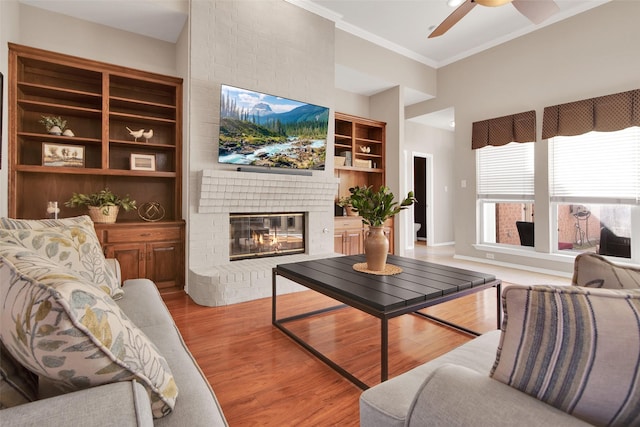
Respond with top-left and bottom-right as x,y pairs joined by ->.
302,0 -> 608,68
20,0 -> 610,130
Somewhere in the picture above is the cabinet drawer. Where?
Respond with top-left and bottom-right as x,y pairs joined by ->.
335,217 -> 363,230
103,227 -> 182,243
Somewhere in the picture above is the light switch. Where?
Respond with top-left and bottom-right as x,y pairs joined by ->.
461,180 -> 467,188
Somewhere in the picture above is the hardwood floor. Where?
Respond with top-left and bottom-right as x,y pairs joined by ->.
163,245 -> 570,426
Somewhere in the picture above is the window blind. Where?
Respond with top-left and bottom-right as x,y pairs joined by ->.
477,142 -> 535,200
550,127 -> 640,204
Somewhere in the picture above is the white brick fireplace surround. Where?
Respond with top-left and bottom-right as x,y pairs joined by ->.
188,169 -> 340,306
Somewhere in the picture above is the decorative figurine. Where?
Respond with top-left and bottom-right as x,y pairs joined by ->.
142,129 -> 153,143
126,126 -> 144,142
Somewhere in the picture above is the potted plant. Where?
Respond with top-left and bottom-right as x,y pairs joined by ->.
336,196 -> 357,216
65,188 -> 137,223
347,185 -> 416,271
39,115 -> 68,135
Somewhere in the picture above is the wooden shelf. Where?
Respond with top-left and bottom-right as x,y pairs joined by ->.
18,131 -> 102,144
18,82 -> 102,106
13,164 -> 177,178
334,165 -> 384,173
334,112 -> 388,255
109,139 -> 176,150
9,43 -> 184,290
18,99 -> 102,117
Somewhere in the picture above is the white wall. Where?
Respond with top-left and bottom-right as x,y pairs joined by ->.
335,29 -> 437,98
412,0 -> 640,273
404,121 -> 455,245
186,0 -> 336,273
334,88 -> 370,118
15,4 -> 177,76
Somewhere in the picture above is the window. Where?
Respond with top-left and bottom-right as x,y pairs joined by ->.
550,128 -> 639,258
477,142 -> 535,246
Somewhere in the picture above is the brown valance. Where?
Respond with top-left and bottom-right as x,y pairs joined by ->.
472,110 -> 536,149
542,89 -> 640,139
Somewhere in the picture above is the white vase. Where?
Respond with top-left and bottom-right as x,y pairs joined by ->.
48,125 -> 62,135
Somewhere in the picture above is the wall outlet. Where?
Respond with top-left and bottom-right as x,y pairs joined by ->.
486,253 -> 495,259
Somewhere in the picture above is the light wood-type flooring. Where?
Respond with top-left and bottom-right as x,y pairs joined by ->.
163,244 -> 571,426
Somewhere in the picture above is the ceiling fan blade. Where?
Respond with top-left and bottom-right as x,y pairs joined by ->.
512,0 -> 560,24
428,0 -> 477,38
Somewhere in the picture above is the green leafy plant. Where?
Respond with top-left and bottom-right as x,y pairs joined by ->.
336,196 -> 351,208
347,185 -> 416,227
65,188 -> 137,215
38,115 -> 67,132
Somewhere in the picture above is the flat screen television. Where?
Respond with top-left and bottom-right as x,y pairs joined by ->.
218,84 -> 329,170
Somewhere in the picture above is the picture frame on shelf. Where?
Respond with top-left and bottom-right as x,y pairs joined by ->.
131,153 -> 156,171
42,142 -> 85,167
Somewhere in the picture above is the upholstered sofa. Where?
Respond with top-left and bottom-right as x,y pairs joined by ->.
0,216 -> 228,426
360,252 -> 640,427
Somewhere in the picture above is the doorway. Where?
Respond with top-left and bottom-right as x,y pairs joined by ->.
412,153 -> 433,245
413,157 -> 427,241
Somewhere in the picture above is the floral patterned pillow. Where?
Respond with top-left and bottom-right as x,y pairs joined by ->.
0,216 -> 90,230
0,244 -> 178,418
0,216 -> 123,300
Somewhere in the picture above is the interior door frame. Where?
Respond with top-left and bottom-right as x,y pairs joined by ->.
411,151 -> 434,248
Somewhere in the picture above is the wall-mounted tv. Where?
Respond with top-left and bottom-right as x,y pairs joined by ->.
218,84 -> 329,170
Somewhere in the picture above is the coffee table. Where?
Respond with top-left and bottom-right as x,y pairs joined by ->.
272,254 -> 501,389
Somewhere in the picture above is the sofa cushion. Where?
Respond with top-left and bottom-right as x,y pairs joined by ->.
117,279 -> 229,427
407,364 -> 591,427
0,216 -> 123,300
572,252 -> 640,289
0,244 -> 178,418
0,341 -> 38,408
360,330 -> 502,427
0,380 -> 154,427
491,285 -> 640,426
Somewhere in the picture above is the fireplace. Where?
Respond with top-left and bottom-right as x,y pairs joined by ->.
229,213 -> 305,260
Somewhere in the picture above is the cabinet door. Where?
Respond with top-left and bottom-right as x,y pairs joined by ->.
334,232 -> 346,254
345,229 -> 364,255
147,241 -> 184,290
104,243 -> 145,283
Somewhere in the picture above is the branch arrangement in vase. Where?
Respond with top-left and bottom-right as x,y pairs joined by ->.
347,185 -> 416,227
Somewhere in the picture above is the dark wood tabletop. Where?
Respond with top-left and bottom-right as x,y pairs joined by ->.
273,253 -> 501,388
274,254 -> 497,314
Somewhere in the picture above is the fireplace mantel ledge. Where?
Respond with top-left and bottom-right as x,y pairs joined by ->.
197,169 -> 339,214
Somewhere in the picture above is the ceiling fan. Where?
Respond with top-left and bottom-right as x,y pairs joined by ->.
429,0 -> 560,38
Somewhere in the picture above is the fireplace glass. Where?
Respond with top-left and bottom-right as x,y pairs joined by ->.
229,213 -> 305,260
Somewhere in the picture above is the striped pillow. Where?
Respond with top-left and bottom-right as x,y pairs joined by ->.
572,252 -> 640,289
491,285 -> 640,426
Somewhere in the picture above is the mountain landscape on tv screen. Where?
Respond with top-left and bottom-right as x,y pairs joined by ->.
218,85 -> 329,169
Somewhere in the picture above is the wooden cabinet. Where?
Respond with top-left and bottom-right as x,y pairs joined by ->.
334,217 -> 364,255
95,222 -> 185,292
8,44 -> 185,292
334,112 -> 385,200
334,113 -> 395,254
333,216 -> 394,255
